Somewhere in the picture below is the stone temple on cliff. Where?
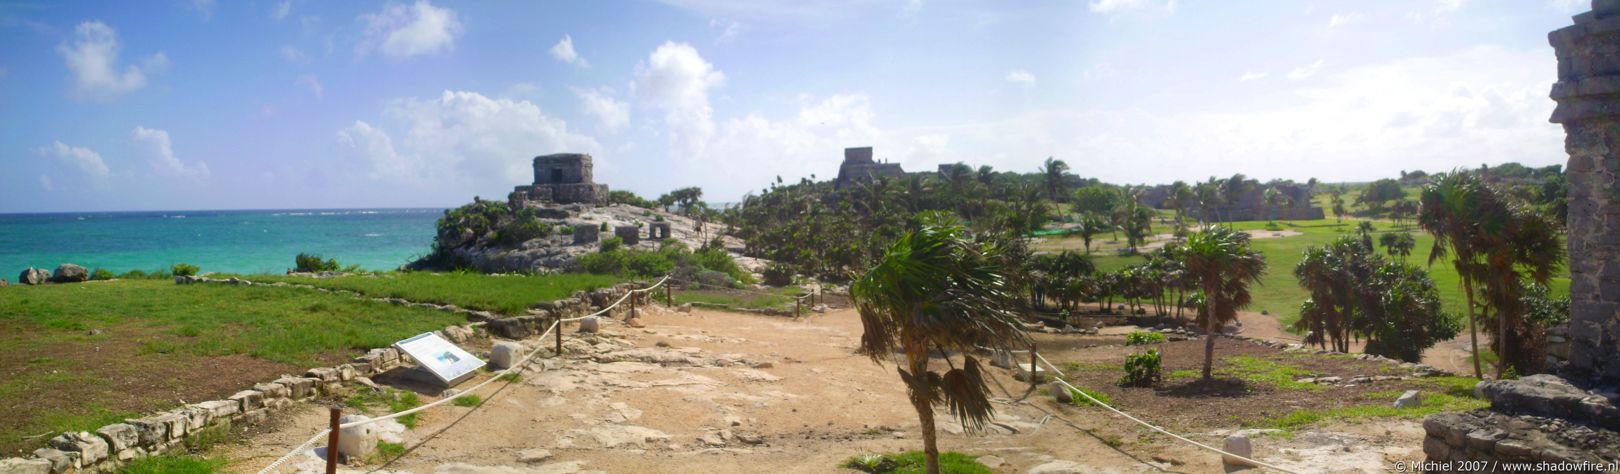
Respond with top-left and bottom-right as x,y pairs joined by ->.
510,153 -> 609,206
834,147 -> 906,189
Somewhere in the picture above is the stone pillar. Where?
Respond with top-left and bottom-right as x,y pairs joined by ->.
649,222 -> 671,240
614,225 -> 641,246
572,224 -> 599,245
1549,1 -> 1620,386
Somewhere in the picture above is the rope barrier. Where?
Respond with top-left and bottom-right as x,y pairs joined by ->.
1031,352 -> 1303,474
666,276 -> 814,301
255,275 -> 670,474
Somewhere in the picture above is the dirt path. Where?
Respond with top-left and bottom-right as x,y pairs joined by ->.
220,306 -> 1427,474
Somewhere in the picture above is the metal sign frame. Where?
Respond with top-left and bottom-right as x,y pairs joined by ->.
394,332 -> 485,385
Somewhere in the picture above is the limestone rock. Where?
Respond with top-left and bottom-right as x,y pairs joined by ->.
17,268 -> 49,285
626,318 -> 645,328
1050,381 -> 1073,404
0,457 -> 52,474
518,449 -> 552,463
1025,460 -> 1101,474
51,264 -> 88,283
0,278 -> 8,287
577,316 -> 599,334
47,432 -> 108,466
977,455 -> 1005,469
1394,390 -> 1422,409
94,423 -> 139,452
491,341 -> 524,370
28,449 -> 75,474
1222,434 -> 1255,467
337,415 -> 379,460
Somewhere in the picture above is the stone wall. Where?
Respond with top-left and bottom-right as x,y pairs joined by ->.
1551,2 -> 1620,385
834,147 -> 906,189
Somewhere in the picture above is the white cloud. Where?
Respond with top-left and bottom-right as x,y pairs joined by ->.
1005,70 -> 1036,86
296,74 -> 323,100
57,21 -> 165,101
190,0 -> 215,21
132,127 -> 210,179
709,19 -> 745,43
38,141 -> 109,178
633,42 -> 726,160
271,1 -> 292,20
575,87 -> 629,132
338,90 -> 600,191
1328,12 -> 1360,27
550,34 -> 588,67
358,1 -> 463,60
1407,0 -> 1467,26
1088,0 -> 1175,14
1239,71 -> 1268,81
280,45 -> 308,64
1288,59 -> 1325,80
38,175 -> 54,191
702,94 -> 882,196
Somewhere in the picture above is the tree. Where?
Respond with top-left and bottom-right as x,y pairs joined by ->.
1329,187 -> 1347,223
1263,187 -> 1291,223
1356,179 -> 1405,216
1417,171 -> 1491,379
1379,232 -> 1415,262
1195,180 -> 1224,225
851,220 -> 1031,474
1165,181 -> 1195,228
1041,157 -> 1071,202
659,186 -> 705,216
1176,227 -> 1267,380
1075,213 -> 1110,254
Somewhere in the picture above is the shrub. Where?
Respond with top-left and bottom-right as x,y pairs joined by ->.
561,226 -> 574,235
90,268 -> 113,280
171,263 -> 200,277
495,216 -> 551,246
1119,349 -> 1162,387
121,269 -> 149,279
600,222 -> 609,232
1066,386 -> 1112,408
1124,331 -> 1166,346
1264,221 -> 1284,231
696,269 -> 740,289
762,263 -> 794,287
295,252 -> 341,273
600,236 -> 624,253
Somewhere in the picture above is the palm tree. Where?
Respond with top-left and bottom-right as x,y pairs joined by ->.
851,220 -> 1031,474
1075,213 -> 1109,254
1379,232 -> 1415,262
1177,227 -> 1267,379
1166,181 -> 1194,227
1041,157 -> 1070,202
1417,171 -> 1490,379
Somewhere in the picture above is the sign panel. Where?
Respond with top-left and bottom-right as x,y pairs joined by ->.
395,332 -> 485,385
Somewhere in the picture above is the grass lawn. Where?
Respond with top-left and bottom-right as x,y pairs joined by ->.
0,279 -> 464,455
226,271 -> 624,315
674,286 -> 806,310
1088,218 -> 1570,331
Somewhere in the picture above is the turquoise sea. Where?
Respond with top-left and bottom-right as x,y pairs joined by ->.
0,209 -> 443,279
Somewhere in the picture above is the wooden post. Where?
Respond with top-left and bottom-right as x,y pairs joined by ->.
666,284 -> 672,307
325,406 -> 341,474
795,297 -> 802,318
630,291 -> 637,321
1030,345 -> 1039,392
554,318 -> 563,357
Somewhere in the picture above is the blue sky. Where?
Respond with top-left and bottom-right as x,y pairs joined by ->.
0,0 -> 1589,212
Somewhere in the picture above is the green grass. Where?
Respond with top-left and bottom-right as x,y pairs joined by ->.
674,286 -> 804,310
376,440 -> 406,460
345,388 -> 423,428
1066,386 -> 1112,408
1090,218 -> 1571,332
1255,389 -> 1486,431
843,451 -> 991,474
117,454 -> 226,474
1214,356 -> 1324,391
453,394 -> 482,407
228,271 -> 624,315
0,280 -> 464,366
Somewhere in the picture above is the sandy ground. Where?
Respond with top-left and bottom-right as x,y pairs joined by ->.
220,306 -> 1428,474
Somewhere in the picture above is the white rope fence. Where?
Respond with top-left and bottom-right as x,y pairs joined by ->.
255,275 -> 671,474
1031,352 -> 1304,474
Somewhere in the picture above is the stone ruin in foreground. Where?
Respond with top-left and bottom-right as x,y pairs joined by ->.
1421,1 -> 1620,470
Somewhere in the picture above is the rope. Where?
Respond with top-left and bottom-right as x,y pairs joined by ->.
1032,353 -> 1303,474
256,276 -> 669,473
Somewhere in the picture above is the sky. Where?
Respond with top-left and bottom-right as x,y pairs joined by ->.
0,0 -> 1592,212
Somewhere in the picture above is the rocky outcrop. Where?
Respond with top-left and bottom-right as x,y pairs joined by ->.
17,268 -> 49,285
51,264 -> 88,283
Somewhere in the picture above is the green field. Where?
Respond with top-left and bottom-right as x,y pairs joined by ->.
1087,218 -> 1570,330
0,279 -> 466,455
227,271 -> 624,315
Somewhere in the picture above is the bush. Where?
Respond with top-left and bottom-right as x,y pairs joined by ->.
762,263 -> 794,287
1124,331 -> 1166,346
295,252 -> 340,273
696,269 -> 741,289
171,263 -> 200,277
1067,386 -> 1112,408
843,451 -> 990,474
91,268 -> 113,280
600,222 -> 609,232
1119,349 -> 1161,387
600,236 -> 624,253
495,216 -> 551,246
121,269 -> 149,279
561,226 -> 574,235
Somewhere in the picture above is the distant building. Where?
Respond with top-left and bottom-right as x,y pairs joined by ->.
510,153 -> 609,205
834,147 -> 905,189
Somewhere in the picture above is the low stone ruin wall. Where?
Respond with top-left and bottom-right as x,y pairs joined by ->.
1422,375 -> 1620,472
0,276 -> 644,474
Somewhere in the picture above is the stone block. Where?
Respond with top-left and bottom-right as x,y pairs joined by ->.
28,449 -> 75,474
0,457 -> 52,474
1221,434 -> 1254,467
1423,435 -> 1451,461
254,382 -> 290,399
1050,381 -> 1072,404
229,390 -> 265,412
94,424 -> 139,452
1465,429 -> 1500,452
336,415 -> 378,460
47,432 -> 107,466
195,400 -> 240,420
305,367 -> 339,382
124,416 -> 172,448
614,225 -> 641,245
1013,363 -> 1045,382
490,341 -> 524,370
1394,390 -> 1423,409
578,316 -> 599,333
240,408 -> 269,425
274,376 -> 316,400
336,364 -> 358,381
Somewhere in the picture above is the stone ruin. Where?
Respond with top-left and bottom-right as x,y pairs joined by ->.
649,222 -> 671,240
1422,2 -> 1620,469
833,147 -> 905,189
510,153 -> 609,206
